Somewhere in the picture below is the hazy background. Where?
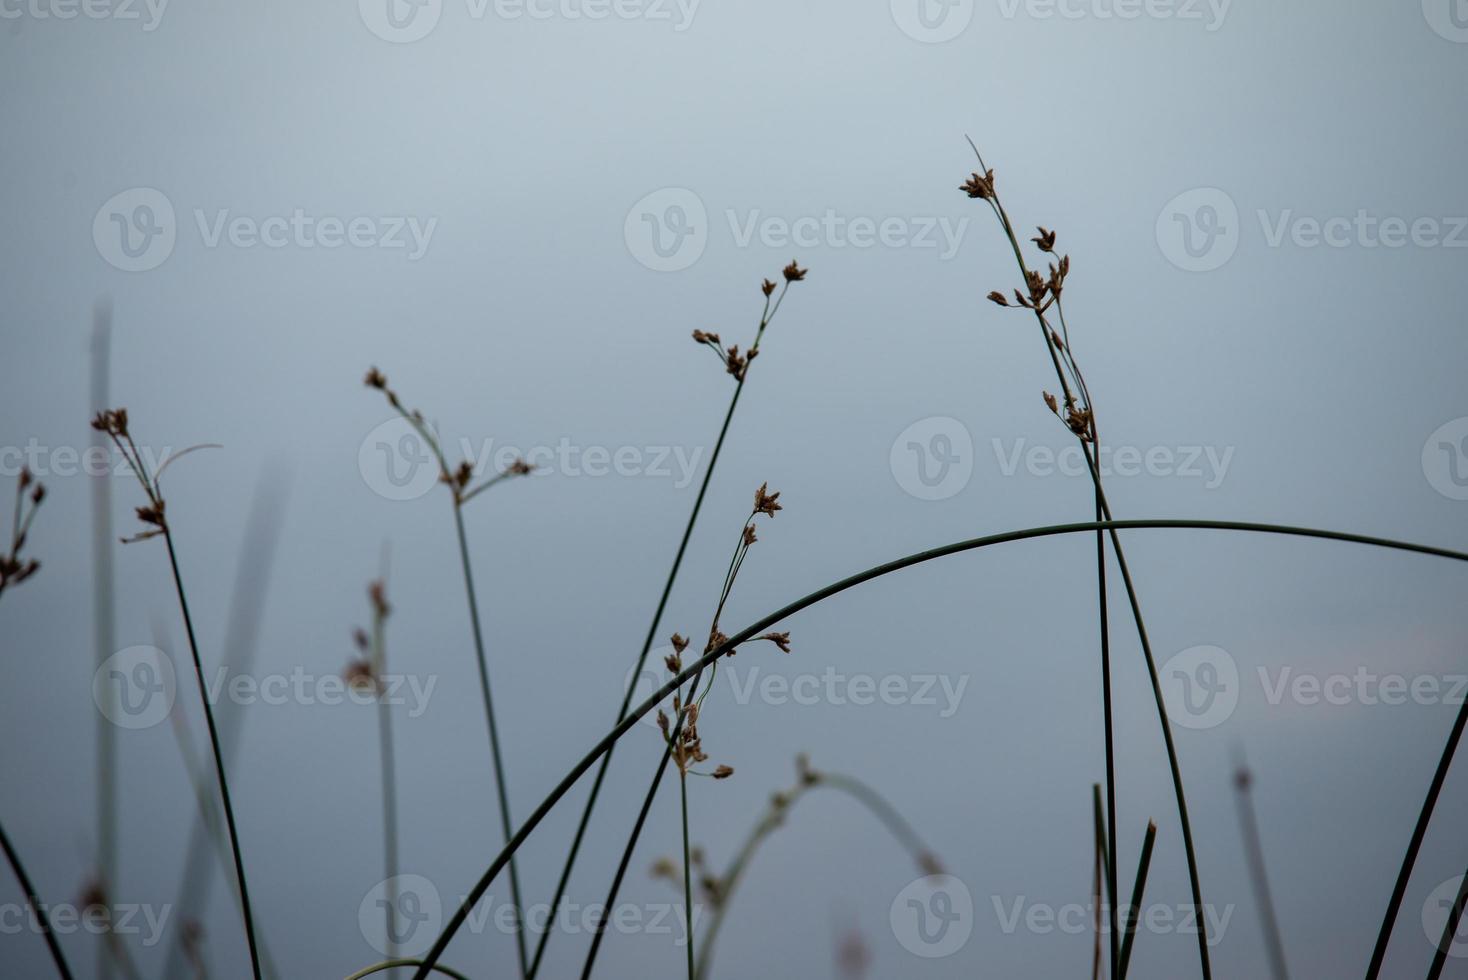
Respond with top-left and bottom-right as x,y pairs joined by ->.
3,0 -> 1468,976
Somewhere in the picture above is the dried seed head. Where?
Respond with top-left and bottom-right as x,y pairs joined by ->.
759,631 -> 792,654
135,502 -> 166,528
1031,226 -> 1057,252
650,857 -> 678,881
364,367 -> 388,390
657,709 -> 670,738
368,580 -> 390,618
507,459 -> 534,477
987,291 -> 1009,307
761,278 -> 777,297
724,345 -> 747,380
343,657 -> 379,693
782,260 -> 807,283
30,484 -> 45,505
706,628 -> 730,656
17,468 -> 31,490
959,169 -> 995,200
664,653 -> 682,674
1065,406 -> 1094,441
753,482 -> 782,517
692,329 -> 721,346
711,764 -> 734,779
743,524 -> 757,547
1043,391 -> 1059,415
670,633 -> 690,655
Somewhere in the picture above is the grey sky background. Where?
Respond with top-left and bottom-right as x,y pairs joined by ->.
2,0 -> 1468,977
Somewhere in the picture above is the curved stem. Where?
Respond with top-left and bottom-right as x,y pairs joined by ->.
403,518 -> 1468,980
0,815 -> 75,979
695,771 -> 935,980
343,959 -> 473,980
163,527 -> 262,980
451,502 -> 527,978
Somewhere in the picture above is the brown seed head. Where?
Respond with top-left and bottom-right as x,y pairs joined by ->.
712,764 -> 734,779
761,278 -> 777,297
364,367 -> 388,390
987,291 -> 1009,307
753,482 -> 782,517
760,631 -> 791,654
960,169 -> 995,200
782,260 -> 807,282
1031,226 -> 1057,252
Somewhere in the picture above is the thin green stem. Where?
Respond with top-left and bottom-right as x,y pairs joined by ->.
451,501 -> 527,979
529,327 -> 770,978
967,143 -> 1211,978
162,528 -> 262,980
1363,691 -> 1468,980
0,815 -> 75,979
1425,866 -> 1468,980
679,767 -> 694,980
1117,821 -> 1157,979
401,517 -> 1468,980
